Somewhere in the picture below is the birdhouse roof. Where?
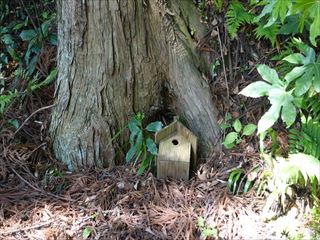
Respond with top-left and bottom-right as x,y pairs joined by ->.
155,120 -> 197,147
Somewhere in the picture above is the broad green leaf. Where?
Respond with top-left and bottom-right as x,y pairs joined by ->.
285,66 -> 306,83
281,102 -> 296,127
228,169 -> 241,192
313,62 -> 320,92
309,5 -> 320,46
239,81 -> 272,98
126,145 -> 137,163
82,227 -> 93,239
13,19 -> 28,30
254,1 -> 274,23
294,71 -> 312,96
242,124 -> 257,136
224,142 -> 235,149
283,53 -> 305,65
220,123 -> 231,130
278,15 -> 301,35
232,170 -> 243,193
233,119 -> 242,133
137,163 -> 148,175
223,132 -> 238,145
146,121 -> 163,132
7,47 -> 20,61
1,34 -> 14,45
41,20 -> 51,38
8,119 -> 19,129
268,88 -> 292,105
273,0 -> 291,23
49,33 -> 57,45
19,29 -> 37,41
135,131 -> 143,150
137,155 -> 152,175
225,112 -> 232,121
257,64 -> 282,86
128,121 -> 141,144
258,103 -> 281,133
289,153 -> 320,181
244,180 -> 253,193
146,138 -> 157,155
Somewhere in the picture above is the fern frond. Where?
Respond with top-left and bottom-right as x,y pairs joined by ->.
302,118 -> 320,159
308,94 -> 320,120
226,1 -> 255,39
288,128 -> 304,153
289,116 -> 320,159
254,21 -> 279,46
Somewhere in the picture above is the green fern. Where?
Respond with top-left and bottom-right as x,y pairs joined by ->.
307,94 -> 320,120
289,116 -> 320,159
264,153 -> 320,208
226,1 -> 255,39
254,21 -> 279,46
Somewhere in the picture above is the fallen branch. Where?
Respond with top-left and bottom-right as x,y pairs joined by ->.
14,103 -> 56,136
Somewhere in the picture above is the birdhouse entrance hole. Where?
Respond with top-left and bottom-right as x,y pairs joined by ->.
172,139 -> 179,145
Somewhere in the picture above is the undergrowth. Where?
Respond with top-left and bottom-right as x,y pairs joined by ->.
0,0 -> 57,131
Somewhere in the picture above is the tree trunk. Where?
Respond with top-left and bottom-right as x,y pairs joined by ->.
50,0 -> 221,171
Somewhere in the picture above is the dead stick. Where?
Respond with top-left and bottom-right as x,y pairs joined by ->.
0,219 -> 55,235
10,167 -> 74,202
14,103 -> 56,135
216,26 -> 230,99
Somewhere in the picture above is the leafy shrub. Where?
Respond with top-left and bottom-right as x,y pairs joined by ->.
254,0 -> 320,46
222,117 -> 257,149
0,0 -> 57,126
126,113 -> 163,175
227,0 -> 320,46
240,64 -> 298,133
197,216 -> 218,238
240,39 -> 320,134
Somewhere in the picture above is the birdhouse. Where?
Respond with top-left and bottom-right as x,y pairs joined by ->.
155,118 -> 197,180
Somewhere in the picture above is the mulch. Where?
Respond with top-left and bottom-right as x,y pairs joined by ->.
0,141 -> 265,240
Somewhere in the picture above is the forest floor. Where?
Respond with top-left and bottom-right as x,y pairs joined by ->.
0,1 -> 318,240
0,149 -> 315,239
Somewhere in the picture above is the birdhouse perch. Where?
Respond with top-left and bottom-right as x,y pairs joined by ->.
155,119 -> 197,180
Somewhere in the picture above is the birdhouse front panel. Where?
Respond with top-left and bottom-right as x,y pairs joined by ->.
157,134 -> 191,180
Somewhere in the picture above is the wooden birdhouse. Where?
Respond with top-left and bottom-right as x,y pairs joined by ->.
155,118 -> 197,180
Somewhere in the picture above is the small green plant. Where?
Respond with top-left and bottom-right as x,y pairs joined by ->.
126,113 -> 163,175
254,21 -> 280,47
226,1 -> 254,39
82,227 -> 93,239
282,39 -> 320,96
240,64 -> 299,133
197,216 -> 218,238
0,89 -> 17,115
261,153 -> 320,208
212,0 -> 224,12
222,117 -> 257,149
240,39 -> 320,134
43,167 -> 67,193
228,168 -> 254,194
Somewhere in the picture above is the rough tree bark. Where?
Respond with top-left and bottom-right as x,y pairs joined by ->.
50,0 -> 221,171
